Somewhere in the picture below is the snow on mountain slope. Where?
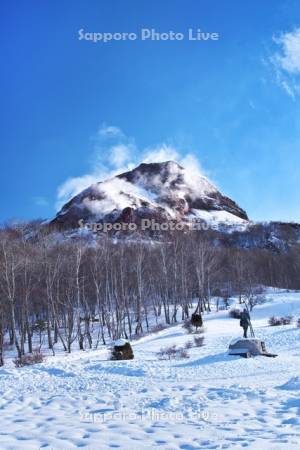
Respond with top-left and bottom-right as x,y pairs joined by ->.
51,161 -> 249,231
188,209 -> 249,231
1,290 -> 300,449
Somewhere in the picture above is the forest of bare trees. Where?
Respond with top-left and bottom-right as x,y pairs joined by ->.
0,223 -> 299,365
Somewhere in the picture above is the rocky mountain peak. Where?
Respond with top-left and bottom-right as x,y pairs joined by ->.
51,160 -> 249,231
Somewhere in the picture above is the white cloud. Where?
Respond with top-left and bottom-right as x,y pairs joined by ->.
56,125 -> 136,210
280,79 -> 296,99
109,144 -> 132,167
142,144 -> 179,163
57,174 -> 100,209
180,154 -> 216,197
273,28 -> 300,74
270,28 -> 300,98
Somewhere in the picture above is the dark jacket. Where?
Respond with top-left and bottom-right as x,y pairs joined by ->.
240,310 -> 250,328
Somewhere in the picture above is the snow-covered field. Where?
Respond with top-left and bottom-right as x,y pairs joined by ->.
1,291 -> 300,449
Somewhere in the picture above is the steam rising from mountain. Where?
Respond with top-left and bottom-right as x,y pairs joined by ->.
52,160 -> 248,231
56,125 -> 213,211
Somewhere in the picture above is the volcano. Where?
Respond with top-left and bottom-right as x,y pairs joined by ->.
51,161 -> 248,232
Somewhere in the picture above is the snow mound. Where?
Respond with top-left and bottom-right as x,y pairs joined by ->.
277,377 -> 300,391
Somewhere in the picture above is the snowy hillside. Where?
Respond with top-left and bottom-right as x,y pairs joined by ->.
1,290 -> 300,449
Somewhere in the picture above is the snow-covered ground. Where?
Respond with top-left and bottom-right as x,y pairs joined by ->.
1,290 -> 300,449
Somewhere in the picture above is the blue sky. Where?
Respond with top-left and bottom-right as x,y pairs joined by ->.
1,0 -> 300,222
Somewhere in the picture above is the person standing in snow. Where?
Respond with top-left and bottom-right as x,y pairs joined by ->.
240,308 -> 250,338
